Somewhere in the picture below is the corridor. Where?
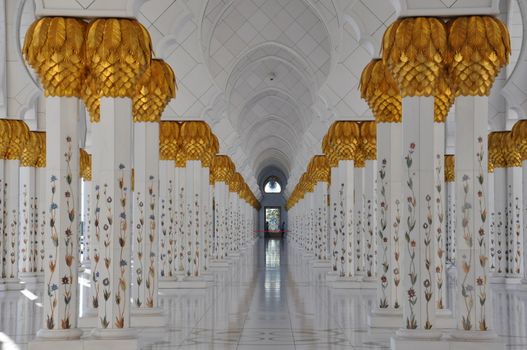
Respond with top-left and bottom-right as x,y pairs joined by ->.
1,237 -> 525,349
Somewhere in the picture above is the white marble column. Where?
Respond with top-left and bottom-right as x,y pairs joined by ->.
433,123 -> 447,312
506,163 -> 523,279
399,97 -> 439,335
131,122 -> 164,325
19,164 -> 36,281
364,159 -> 377,280
35,156 -> 46,281
4,121 -> 27,290
38,97 -> 82,339
158,159 -> 175,280
91,98 -> 133,336
491,160 -> 507,277
81,178 -> 92,270
337,160 -> 355,280
453,96 -> 493,338
370,122 -> 403,327
354,165 -> 365,277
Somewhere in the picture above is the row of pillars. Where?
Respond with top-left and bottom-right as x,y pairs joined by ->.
286,14 -> 517,348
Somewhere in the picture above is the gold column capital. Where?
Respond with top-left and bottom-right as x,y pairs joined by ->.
512,120 -> 527,162
6,120 -> 30,160
444,154 -> 455,182
21,131 -> 41,167
159,121 -> 179,161
85,18 -> 152,98
447,16 -> 510,96
133,59 -> 176,123
382,17 -> 448,97
359,58 -> 402,123
23,17 -> 87,97
80,148 -> 92,180
210,155 -> 235,185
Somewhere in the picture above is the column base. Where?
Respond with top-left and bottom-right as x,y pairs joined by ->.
330,276 -> 377,289
86,329 -> 138,350
78,314 -> 98,328
489,275 -> 506,284
30,338 -> 83,350
4,278 -> 25,290
202,272 -> 215,282
367,309 -> 402,328
312,260 -> 331,268
395,328 -> 442,340
326,271 -> 338,282
131,307 -> 167,328
158,277 -> 208,289
504,276 -> 523,284
435,309 -> 456,329
19,272 -> 43,284
209,260 -> 230,268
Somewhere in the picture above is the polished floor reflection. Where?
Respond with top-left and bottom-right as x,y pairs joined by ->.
3,238 -> 527,349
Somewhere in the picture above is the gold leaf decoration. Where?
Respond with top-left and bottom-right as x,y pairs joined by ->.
0,119 -> 11,159
159,121 -> 179,161
80,148 -> 92,180
35,132 -> 46,168
23,17 -> 87,97
434,72 -> 455,122
444,154 -> 455,182
133,59 -> 177,123
382,17 -> 448,97
360,121 -> 376,161
512,120 -> 527,161
210,155 -> 235,185
359,59 -> 402,123
307,155 -> 330,183
447,16 -> 510,96
322,121 -> 361,167
488,131 -> 507,169
82,72 -> 101,123
21,131 -> 40,167
503,131 -> 521,168
85,18 -> 152,98
228,172 -> 244,193
6,120 -> 30,160
179,121 -> 217,168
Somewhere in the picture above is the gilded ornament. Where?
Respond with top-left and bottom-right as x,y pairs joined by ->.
434,73 -> 454,122
210,155 -> 235,185
0,119 -> 11,159
382,17 -> 448,97
21,131 -> 40,167
444,155 -> 455,182
447,16 -> 510,96
307,155 -> 330,183
488,131 -> 507,169
360,121 -> 376,161
85,18 -> 152,98
80,148 -> 92,180
6,120 -> 30,160
159,121 -> 179,161
323,121 -> 360,167
503,131 -> 521,168
133,59 -> 177,123
35,132 -> 46,168
512,120 -> 527,161
359,59 -> 402,123
82,72 -> 100,122
23,17 -> 87,97
179,121 -> 217,167
228,172 -> 243,193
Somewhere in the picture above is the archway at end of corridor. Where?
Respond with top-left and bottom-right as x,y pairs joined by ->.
258,166 -> 288,240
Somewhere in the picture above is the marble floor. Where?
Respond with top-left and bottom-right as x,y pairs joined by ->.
3,238 -> 527,349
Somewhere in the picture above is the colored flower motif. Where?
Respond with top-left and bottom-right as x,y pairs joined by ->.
103,278 -> 110,286
62,276 -> 70,285
408,288 -> 416,298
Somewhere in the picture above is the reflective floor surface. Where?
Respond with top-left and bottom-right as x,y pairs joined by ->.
2,238 -> 527,349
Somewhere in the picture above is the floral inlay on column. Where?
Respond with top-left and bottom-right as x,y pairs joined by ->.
404,143 -> 418,329
434,155 -> 445,309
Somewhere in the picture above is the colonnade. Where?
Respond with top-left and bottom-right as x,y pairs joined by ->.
4,15 -> 261,350
286,14 -> 525,350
